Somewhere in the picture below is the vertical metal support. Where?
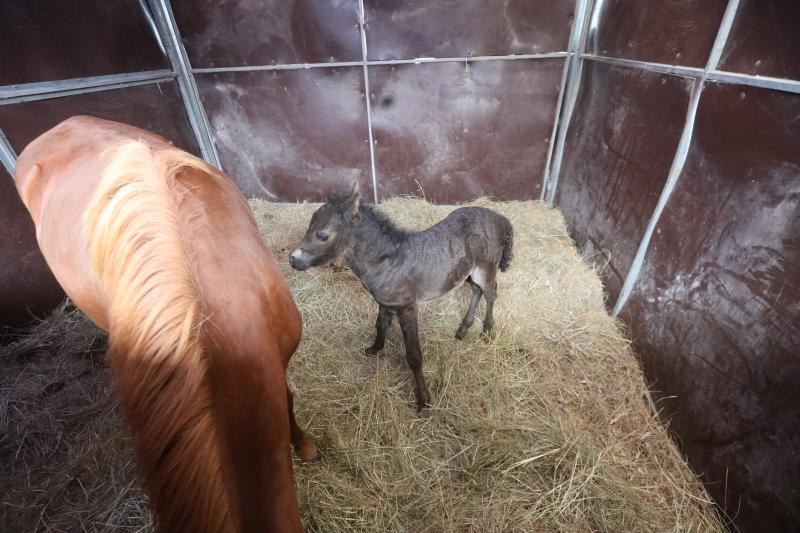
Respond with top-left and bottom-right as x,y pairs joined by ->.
137,0 -> 166,55
543,0 -> 593,202
357,0 -> 380,204
147,0 -> 221,168
540,47 -> 572,199
0,128 -> 17,177
612,0 -> 741,316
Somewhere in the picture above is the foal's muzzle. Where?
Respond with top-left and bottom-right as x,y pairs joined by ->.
289,249 -> 310,271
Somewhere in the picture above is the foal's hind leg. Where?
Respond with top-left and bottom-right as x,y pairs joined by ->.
481,279 -> 498,337
455,278 -> 482,340
472,266 -> 498,337
366,305 -> 393,355
397,304 -> 431,413
287,388 -> 317,460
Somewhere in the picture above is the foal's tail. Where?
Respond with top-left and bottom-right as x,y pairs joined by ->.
499,215 -> 514,272
83,141 -> 235,533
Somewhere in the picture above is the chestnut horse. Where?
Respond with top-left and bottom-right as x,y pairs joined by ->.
14,116 -> 316,533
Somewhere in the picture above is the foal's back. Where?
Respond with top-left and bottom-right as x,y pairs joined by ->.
405,206 -> 511,300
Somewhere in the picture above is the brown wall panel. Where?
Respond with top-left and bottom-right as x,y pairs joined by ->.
0,0 -> 167,85
363,0 -> 574,60
0,82 -> 200,157
588,0 -> 727,68
196,68 -> 372,201
554,62 -> 692,303
624,83 -> 800,532
718,0 -> 800,80
0,169 -> 64,334
171,0 -> 361,68
370,59 -> 562,203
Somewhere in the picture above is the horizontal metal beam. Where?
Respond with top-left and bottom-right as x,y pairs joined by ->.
0,70 -> 176,102
579,54 -> 704,78
0,77 -> 176,106
706,69 -> 800,95
581,53 -> 800,95
193,62 -> 364,74
192,52 -> 570,74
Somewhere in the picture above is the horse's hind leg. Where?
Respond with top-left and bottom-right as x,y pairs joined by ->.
287,388 -> 317,460
366,305 -> 393,355
455,278 -> 482,340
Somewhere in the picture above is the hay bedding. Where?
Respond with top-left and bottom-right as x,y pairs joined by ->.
0,198 -> 724,532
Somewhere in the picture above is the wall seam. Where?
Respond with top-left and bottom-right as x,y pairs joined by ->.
577,54 -> 800,95
612,0 -> 742,316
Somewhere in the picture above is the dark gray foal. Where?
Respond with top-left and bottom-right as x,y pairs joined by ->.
289,187 -> 514,411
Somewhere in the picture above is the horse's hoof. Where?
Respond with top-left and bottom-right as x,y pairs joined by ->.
364,345 -> 381,356
296,440 -> 318,461
454,330 -> 466,341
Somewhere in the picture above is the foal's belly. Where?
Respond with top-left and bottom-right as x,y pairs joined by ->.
417,260 -> 474,302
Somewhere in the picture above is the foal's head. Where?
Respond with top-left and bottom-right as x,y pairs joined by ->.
289,187 -> 360,271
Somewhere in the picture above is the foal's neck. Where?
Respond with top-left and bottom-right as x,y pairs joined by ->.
345,205 -> 407,277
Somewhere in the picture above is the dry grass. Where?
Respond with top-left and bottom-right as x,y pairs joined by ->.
0,197 -> 725,532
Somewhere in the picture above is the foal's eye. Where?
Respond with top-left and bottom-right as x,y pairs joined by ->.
316,233 -> 329,242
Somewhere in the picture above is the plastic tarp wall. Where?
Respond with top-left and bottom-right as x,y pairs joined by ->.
552,1 -> 800,531
0,0 -> 575,329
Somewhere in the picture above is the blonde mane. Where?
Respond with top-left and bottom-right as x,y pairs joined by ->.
83,141 -> 236,532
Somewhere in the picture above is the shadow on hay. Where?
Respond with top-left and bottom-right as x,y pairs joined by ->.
0,302 -> 153,532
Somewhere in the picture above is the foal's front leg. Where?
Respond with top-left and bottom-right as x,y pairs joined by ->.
365,304 -> 393,355
397,304 -> 431,412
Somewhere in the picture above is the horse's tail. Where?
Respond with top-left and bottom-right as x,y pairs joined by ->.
83,141 -> 235,533
498,215 -> 514,272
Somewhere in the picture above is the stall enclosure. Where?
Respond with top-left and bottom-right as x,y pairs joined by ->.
1,1 -> 799,531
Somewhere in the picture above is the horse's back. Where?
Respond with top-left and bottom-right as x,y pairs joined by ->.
15,116 -> 300,354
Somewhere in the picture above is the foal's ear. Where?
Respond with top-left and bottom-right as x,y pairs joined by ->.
343,188 -> 360,218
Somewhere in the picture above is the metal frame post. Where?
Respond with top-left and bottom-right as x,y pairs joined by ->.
612,0 -> 742,316
0,128 -> 17,176
543,0 -> 594,202
146,0 -> 221,168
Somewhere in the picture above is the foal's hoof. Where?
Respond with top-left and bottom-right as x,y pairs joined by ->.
295,440 -> 318,461
415,396 -> 431,415
364,345 -> 381,356
454,329 -> 467,341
